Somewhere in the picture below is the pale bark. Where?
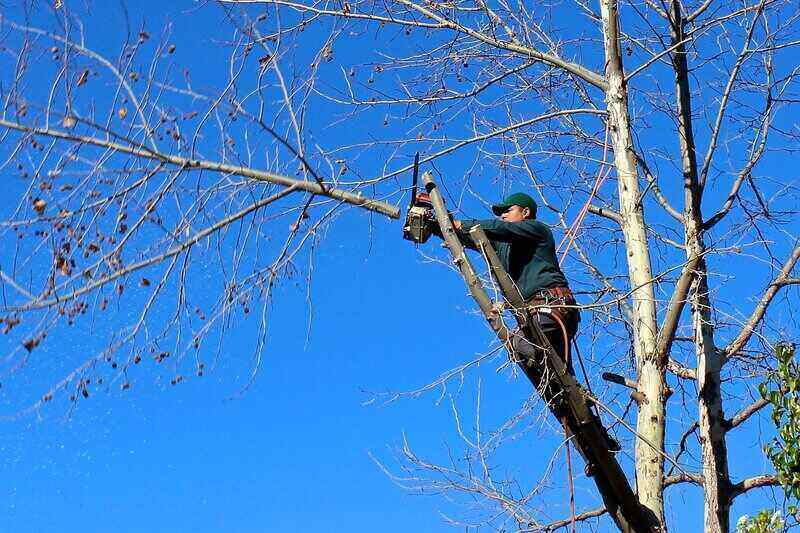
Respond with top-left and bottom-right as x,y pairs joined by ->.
600,0 -> 665,524
691,265 -> 731,533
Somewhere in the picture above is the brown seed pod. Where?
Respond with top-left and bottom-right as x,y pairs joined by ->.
32,198 -> 47,215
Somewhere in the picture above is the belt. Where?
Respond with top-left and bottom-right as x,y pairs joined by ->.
526,286 -> 581,328
529,286 -> 574,302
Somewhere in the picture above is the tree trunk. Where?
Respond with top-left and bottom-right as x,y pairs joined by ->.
668,3 -> 731,530
600,0 -> 666,525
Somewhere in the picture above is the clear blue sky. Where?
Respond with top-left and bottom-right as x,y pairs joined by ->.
0,1 -> 794,532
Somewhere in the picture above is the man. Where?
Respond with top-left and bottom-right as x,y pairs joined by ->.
439,192 -> 620,460
450,192 -> 580,371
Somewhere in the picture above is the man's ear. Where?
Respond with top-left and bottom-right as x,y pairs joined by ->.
522,207 -> 531,219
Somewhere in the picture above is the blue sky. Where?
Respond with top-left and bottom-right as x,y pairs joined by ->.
1,0 -> 796,532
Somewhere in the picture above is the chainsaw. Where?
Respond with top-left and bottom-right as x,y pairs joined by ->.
402,153 -> 435,244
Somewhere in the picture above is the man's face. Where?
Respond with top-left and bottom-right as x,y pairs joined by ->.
500,205 -> 528,223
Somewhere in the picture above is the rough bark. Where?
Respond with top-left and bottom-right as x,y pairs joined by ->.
600,0 -> 666,524
667,3 -> 731,529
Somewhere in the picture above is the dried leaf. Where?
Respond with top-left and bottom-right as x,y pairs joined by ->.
22,337 -> 39,352
32,198 -> 47,215
62,115 -> 77,129
118,107 -> 128,120
76,69 -> 89,87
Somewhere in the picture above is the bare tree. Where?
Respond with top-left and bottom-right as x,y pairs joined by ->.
0,3 -> 400,410
2,1 -> 800,531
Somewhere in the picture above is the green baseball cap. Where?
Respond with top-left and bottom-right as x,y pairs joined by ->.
491,192 -> 537,218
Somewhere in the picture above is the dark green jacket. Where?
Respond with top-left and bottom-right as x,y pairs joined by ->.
457,218 -> 568,301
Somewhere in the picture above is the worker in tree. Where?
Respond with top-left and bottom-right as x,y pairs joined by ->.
447,192 -> 580,371
440,192 -> 620,464
439,192 -> 620,459
415,187 -> 620,464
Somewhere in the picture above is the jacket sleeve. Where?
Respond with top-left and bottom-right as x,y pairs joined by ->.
461,219 -> 545,244
430,217 -> 479,250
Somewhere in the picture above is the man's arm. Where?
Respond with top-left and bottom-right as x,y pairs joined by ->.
432,218 -> 478,250
459,219 -> 545,243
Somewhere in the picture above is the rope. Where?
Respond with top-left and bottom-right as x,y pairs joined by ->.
558,123 -> 611,265
547,310 -> 572,368
550,308 -> 601,419
542,309 -> 577,533
572,337 -> 597,413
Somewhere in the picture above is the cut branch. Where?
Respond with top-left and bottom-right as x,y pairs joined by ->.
587,204 -> 623,224
0,118 -> 400,219
667,358 -> 697,380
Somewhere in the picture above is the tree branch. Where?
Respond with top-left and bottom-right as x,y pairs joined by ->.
697,0 -> 767,190
0,118 -> 400,219
667,358 -> 697,380
725,398 -> 770,431
250,0 -> 608,90
397,0 -> 608,90
655,253 -> 703,365
731,475 -> 780,498
533,507 -> 607,532
587,204 -> 622,224
5,185 -> 300,312
723,243 -> 800,361
635,153 -> 683,222
664,472 -> 704,487
703,93 -> 774,230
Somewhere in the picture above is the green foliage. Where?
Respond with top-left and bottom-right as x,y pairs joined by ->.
759,343 -> 800,508
736,510 -> 784,533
